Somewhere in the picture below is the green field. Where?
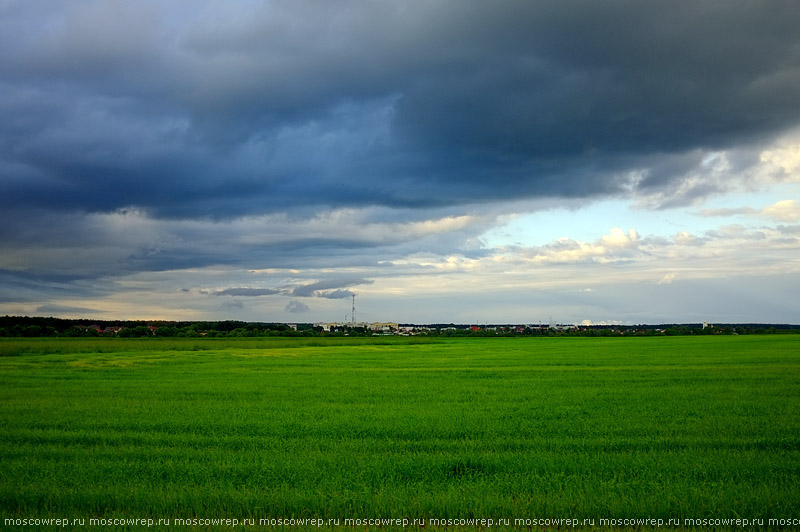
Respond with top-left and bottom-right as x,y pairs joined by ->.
1,336 -> 799,530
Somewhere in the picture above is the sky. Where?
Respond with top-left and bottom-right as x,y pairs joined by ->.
1,0 -> 799,325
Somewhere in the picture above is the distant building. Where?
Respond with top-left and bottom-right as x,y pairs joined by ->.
370,322 -> 398,332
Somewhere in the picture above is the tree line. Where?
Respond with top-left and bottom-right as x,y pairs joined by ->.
1,316 -> 798,338
0,317 -> 314,338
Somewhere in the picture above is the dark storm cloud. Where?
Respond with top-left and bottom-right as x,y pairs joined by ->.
2,0 -> 799,223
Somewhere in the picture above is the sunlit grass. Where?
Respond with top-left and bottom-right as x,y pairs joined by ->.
1,336 -> 798,529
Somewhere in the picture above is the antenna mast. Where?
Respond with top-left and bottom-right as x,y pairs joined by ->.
351,294 -> 356,325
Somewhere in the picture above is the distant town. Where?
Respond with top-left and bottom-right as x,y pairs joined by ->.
1,316 -> 799,337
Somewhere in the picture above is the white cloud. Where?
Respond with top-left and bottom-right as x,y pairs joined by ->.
601,227 -> 639,247
760,142 -> 800,178
699,199 -> 800,223
762,199 -> 800,222
516,227 -> 641,265
580,319 -> 623,326
657,272 -> 676,285
674,231 -> 703,246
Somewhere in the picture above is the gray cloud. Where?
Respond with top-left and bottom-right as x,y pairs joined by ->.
35,304 -> 106,315
315,289 -> 357,300
292,278 -> 374,298
285,300 -> 310,314
215,288 -> 284,297
209,279 -> 374,303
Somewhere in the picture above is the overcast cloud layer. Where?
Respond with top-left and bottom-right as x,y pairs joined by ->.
1,0 -> 799,323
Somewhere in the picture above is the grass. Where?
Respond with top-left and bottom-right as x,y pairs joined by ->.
1,336 -> 799,530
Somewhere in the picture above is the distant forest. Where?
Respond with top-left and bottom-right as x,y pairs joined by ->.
1,315 -> 798,338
